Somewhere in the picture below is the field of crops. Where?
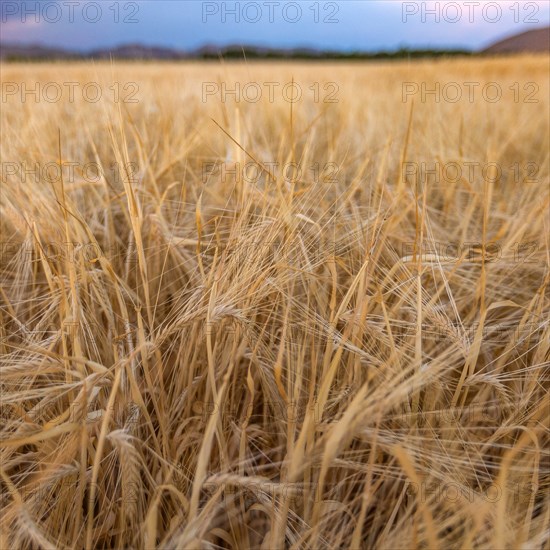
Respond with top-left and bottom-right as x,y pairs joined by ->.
1,56 -> 549,549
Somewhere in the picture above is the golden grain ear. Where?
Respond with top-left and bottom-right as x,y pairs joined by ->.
0,55 -> 547,550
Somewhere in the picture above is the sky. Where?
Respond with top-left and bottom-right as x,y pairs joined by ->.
1,1 -> 549,52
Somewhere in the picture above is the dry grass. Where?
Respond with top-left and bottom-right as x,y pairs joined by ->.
0,56 -> 549,549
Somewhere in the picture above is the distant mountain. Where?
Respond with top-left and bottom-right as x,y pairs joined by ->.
0,43 -> 187,60
0,42 -> 473,61
2,28 -> 548,62
483,27 -> 549,54
89,44 -> 186,60
0,43 -> 81,60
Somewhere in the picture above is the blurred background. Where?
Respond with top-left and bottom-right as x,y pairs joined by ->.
1,0 -> 549,59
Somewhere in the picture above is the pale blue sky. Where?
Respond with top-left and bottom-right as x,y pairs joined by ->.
1,1 -> 549,51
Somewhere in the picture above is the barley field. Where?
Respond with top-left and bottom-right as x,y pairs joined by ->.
0,56 -> 549,549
